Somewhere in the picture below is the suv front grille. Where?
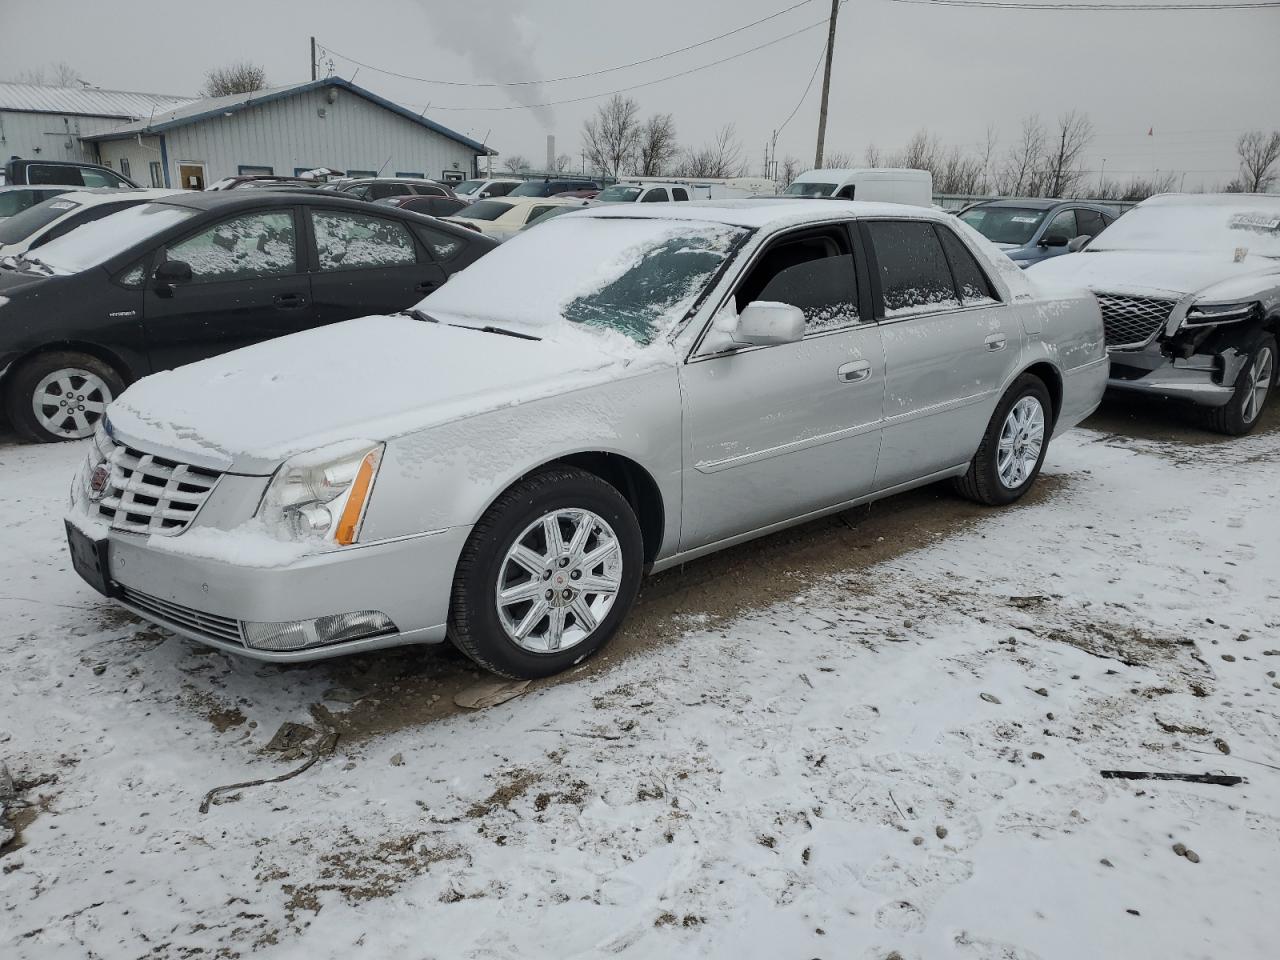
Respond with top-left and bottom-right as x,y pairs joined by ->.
1096,294 -> 1176,349
84,431 -> 222,536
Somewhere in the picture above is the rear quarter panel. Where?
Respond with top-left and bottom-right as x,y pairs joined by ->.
1018,284 -> 1108,432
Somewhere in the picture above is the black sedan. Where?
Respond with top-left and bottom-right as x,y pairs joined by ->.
0,191 -> 497,442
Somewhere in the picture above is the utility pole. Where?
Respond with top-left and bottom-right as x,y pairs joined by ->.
310,36 -> 317,82
813,0 -> 841,170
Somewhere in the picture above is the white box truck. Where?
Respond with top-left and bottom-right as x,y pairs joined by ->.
782,168 -> 933,206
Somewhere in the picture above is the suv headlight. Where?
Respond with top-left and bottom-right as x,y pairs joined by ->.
1183,301 -> 1259,326
259,440 -> 384,545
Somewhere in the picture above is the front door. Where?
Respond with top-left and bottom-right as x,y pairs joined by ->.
306,207 -> 448,323
177,163 -> 206,191
863,219 -> 1023,489
678,224 -> 885,552
142,207 -> 314,370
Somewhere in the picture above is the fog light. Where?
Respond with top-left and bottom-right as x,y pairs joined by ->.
241,610 -> 396,651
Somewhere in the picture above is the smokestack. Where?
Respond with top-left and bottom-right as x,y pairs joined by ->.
547,134 -> 555,172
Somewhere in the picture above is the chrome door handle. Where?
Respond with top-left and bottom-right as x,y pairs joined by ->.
837,360 -> 872,383
985,333 -> 1008,351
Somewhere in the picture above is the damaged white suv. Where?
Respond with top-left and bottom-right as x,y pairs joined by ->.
1031,193 -> 1279,434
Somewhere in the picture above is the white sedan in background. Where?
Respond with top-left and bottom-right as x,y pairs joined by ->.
0,188 -> 181,258
444,196 -> 591,242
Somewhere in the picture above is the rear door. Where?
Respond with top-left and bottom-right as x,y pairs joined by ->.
142,206 -> 313,370
864,218 -> 1021,488
306,206 -> 447,322
678,223 -> 885,551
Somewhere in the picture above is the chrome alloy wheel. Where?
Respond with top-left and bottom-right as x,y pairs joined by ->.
997,395 -> 1046,489
1242,345 -> 1274,425
32,368 -> 112,440
495,508 -> 623,653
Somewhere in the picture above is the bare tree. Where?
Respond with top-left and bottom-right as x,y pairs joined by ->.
633,113 -> 679,176
582,94 -> 642,178
823,151 -> 855,169
7,61 -> 81,86
502,154 -> 531,174
779,155 -> 801,188
553,153 -> 573,173
200,61 -> 268,98
676,124 -> 747,178
1043,110 -> 1094,198
1234,130 -> 1280,193
998,115 -> 1048,197
1094,172 -> 1179,202
863,144 -> 883,168
897,130 -> 942,173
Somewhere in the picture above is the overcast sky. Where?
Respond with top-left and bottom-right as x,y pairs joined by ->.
3,0 -> 1278,190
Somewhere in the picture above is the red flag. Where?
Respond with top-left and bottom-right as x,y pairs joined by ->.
1147,127 -> 1153,136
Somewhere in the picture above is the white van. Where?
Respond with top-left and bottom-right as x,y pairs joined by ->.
782,168 -> 933,206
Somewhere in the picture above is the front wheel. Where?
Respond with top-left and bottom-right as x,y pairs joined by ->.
4,351 -> 123,443
448,466 -> 644,679
954,373 -> 1052,506
1203,333 -> 1275,437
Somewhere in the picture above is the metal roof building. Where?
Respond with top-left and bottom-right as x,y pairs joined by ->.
82,77 -> 497,189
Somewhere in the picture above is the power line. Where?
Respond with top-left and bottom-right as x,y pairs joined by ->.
316,0 -> 820,89
888,0 -> 1280,9
383,19 -> 831,112
777,43 -> 828,138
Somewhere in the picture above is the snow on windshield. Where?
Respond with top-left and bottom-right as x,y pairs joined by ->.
34,203 -> 195,274
1091,204 -> 1280,258
422,217 -> 748,345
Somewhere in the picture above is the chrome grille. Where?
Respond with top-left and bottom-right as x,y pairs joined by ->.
83,430 -> 222,535
118,585 -> 244,645
1096,294 -> 1176,349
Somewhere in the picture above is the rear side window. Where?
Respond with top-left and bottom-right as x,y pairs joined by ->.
936,226 -> 998,305
866,220 -> 960,318
27,165 -> 83,186
672,187 -> 689,201
413,223 -> 466,261
410,184 -> 446,197
311,209 -> 417,270
735,228 -> 860,333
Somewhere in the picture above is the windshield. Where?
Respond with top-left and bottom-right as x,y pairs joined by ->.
32,202 -> 196,274
421,217 -> 748,344
1087,203 -> 1280,258
509,181 -> 566,198
783,181 -> 836,197
0,197 -> 81,245
598,185 -> 643,203
959,206 -> 1048,246
454,180 -> 484,195
456,199 -> 514,221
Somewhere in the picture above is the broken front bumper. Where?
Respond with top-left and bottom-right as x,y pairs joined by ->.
1107,342 -> 1246,408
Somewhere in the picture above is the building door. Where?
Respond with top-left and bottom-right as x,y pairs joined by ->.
177,162 -> 206,190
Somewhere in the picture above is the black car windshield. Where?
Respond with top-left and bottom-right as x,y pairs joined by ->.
0,197 -> 81,245
31,202 -> 196,275
783,181 -> 836,197
456,200 -> 514,221
421,217 -> 748,344
959,206 -> 1048,245
597,185 -> 643,202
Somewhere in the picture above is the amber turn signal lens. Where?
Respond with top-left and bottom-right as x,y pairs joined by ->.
335,450 -> 379,545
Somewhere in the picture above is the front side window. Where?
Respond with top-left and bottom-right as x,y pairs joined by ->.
311,209 -> 417,271
1042,210 -> 1078,244
166,210 -> 297,282
867,220 -> 960,318
735,228 -> 860,333
598,185 -> 643,203
782,181 -> 836,198
937,227 -> 998,304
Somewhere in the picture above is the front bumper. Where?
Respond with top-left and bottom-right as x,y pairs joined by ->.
85,524 -> 472,662
1107,344 -> 1243,408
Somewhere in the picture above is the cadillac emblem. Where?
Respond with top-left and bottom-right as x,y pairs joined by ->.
89,464 -> 110,501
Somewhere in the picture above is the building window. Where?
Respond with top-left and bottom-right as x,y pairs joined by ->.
119,158 -> 131,180
395,171 -> 425,179
149,161 -> 164,187
346,170 -> 376,178
238,164 -> 274,176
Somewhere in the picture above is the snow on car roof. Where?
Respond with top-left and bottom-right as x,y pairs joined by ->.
579,198 -> 950,229
1141,192 -> 1280,209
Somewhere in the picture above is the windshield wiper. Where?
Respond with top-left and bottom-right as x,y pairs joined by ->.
17,255 -> 53,275
449,322 -> 541,341
402,307 -> 438,324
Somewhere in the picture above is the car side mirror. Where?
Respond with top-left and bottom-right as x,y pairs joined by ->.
478,191 -> 491,199
1067,235 -> 1092,253
154,260 -> 192,285
733,301 -> 805,346
1040,234 -> 1069,248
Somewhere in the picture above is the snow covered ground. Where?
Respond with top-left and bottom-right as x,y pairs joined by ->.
2,418 -> 1278,960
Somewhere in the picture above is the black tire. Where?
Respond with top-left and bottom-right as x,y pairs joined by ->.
954,373 -> 1053,506
1202,332 -> 1276,437
448,466 -> 644,679
4,351 -> 124,443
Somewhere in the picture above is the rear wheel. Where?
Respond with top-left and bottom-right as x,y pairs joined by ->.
954,373 -> 1052,506
4,351 -> 123,443
448,466 -> 644,679
1203,333 -> 1275,436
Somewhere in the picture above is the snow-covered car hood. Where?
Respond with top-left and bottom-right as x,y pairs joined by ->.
106,314 -> 648,474
1028,250 -> 1280,299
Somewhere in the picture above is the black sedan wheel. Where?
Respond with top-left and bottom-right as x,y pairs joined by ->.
5,351 -> 123,443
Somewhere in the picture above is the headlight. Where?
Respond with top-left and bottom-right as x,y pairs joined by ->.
258,440 -> 384,545
1183,301 -> 1259,326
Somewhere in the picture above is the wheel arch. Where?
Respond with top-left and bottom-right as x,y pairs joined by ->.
2,339 -> 144,386
1019,360 -> 1063,428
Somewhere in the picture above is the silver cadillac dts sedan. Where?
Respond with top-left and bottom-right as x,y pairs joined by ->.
66,200 -> 1107,679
